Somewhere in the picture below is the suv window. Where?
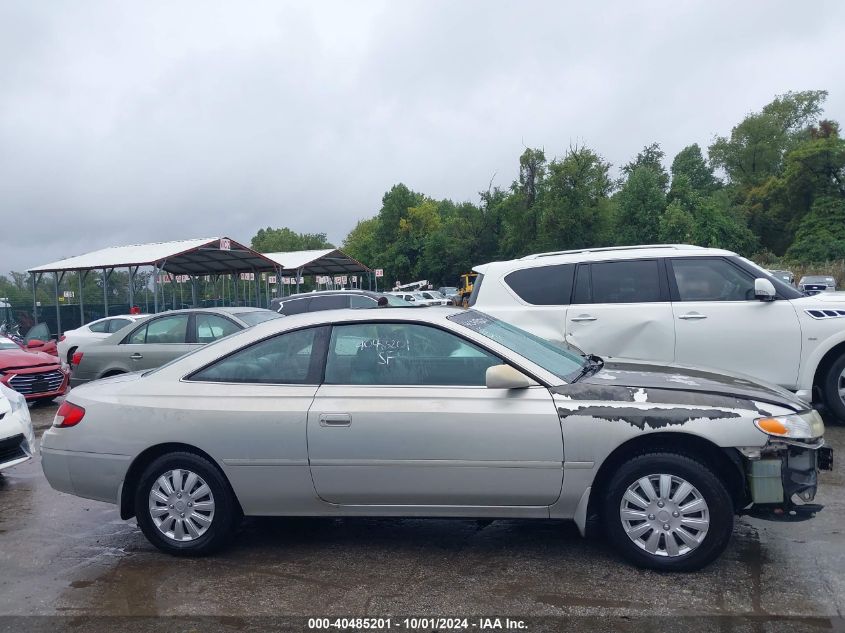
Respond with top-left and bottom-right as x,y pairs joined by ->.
505,264 -> 575,305
188,327 -> 323,384
88,320 -> 110,333
350,295 -> 377,308
309,295 -> 349,311
590,260 -> 662,303
279,298 -> 310,315
127,315 -> 189,344
671,258 -> 755,301
107,318 -> 131,333
195,313 -> 240,344
324,322 -> 500,386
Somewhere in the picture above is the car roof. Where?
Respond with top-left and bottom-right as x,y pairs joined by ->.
474,244 -> 738,273
278,290 -> 382,301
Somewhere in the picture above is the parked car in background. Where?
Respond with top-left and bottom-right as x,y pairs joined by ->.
58,314 -> 148,365
798,275 -> 837,295
0,382 -> 35,472
437,287 -> 460,304
0,335 -> 68,402
70,307 -> 282,387
388,291 -> 447,306
41,307 -> 831,570
270,290 -> 411,315
419,290 -> 451,306
767,269 -> 795,286
471,243 -> 845,421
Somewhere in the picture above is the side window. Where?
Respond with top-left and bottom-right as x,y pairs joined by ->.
350,295 -> 377,308
129,315 -> 189,344
279,298 -> 310,315
309,295 -> 348,311
505,264 -> 575,305
107,318 -> 131,333
188,327 -> 323,384
591,260 -> 662,304
195,314 -> 241,344
572,265 -> 591,304
324,323 -> 501,386
671,258 -> 756,302
88,320 -> 110,333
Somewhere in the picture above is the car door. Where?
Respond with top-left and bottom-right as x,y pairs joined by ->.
668,256 -> 802,388
121,313 -> 194,370
307,321 -> 564,507
565,259 -> 675,361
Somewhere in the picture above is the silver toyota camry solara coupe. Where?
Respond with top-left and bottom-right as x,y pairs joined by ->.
41,307 -> 832,571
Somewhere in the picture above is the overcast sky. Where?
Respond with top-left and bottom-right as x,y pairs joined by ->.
1,0 -> 844,273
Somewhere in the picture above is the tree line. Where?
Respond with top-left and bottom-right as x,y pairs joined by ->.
336,90 -> 844,286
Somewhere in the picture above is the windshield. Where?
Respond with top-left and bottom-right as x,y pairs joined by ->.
237,310 -> 285,326
448,310 -> 586,381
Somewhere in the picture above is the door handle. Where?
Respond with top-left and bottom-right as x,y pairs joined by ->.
320,413 -> 351,427
678,313 -> 707,320
571,315 -> 597,322
130,353 -> 144,359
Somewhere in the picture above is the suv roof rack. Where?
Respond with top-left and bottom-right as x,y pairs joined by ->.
521,244 -> 705,260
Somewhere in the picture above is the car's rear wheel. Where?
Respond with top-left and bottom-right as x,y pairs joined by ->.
602,452 -> 733,572
134,452 -> 239,556
821,354 -> 845,423
66,346 -> 77,365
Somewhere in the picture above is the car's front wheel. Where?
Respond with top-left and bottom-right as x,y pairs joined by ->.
134,451 -> 239,556
602,452 -> 734,571
821,354 -> 845,423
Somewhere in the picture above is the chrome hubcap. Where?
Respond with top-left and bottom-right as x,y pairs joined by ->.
149,469 -> 215,542
620,474 -> 709,557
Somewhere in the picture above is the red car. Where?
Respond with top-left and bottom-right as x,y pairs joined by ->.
0,336 -> 68,402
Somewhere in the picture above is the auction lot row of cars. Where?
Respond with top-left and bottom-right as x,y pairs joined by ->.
0,243 -> 838,571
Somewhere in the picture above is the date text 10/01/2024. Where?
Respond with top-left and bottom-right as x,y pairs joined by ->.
307,617 -> 528,630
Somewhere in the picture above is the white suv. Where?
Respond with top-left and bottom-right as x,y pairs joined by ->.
471,244 -> 845,420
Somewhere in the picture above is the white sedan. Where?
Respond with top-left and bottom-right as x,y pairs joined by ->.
57,314 -> 147,365
0,382 -> 35,471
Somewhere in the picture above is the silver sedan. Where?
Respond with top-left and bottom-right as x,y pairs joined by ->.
41,307 -> 830,571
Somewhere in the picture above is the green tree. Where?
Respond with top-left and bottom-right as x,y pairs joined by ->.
342,217 -> 380,270
786,196 -> 845,262
250,227 -> 333,252
669,144 -> 719,198
659,200 -> 696,243
622,142 -> 669,191
614,166 -> 666,244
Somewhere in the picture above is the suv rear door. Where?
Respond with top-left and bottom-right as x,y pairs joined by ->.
565,258 -> 675,362
668,256 -> 802,388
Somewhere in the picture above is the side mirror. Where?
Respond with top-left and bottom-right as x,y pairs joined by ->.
26,339 -> 43,348
485,364 -> 535,389
754,278 -> 776,301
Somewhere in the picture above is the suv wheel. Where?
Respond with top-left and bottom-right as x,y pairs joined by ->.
602,452 -> 733,571
822,354 -> 845,423
135,452 -> 239,556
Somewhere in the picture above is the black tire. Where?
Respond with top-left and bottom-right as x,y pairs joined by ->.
602,452 -> 734,572
66,346 -> 77,366
822,354 -> 845,423
134,451 -> 240,556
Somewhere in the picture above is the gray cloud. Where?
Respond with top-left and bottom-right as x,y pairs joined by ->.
1,0 -> 844,272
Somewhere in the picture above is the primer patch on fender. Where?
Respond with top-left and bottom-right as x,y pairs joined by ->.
558,405 -> 740,429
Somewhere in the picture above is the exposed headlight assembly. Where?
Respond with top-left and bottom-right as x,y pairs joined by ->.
754,409 -> 824,440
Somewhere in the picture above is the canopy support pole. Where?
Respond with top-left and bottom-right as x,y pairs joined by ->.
128,266 -> 136,310
54,272 -> 61,337
296,267 -> 303,294
191,276 -> 198,307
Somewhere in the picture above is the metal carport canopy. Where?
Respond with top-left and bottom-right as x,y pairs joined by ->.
262,249 -> 371,274
27,237 -> 278,274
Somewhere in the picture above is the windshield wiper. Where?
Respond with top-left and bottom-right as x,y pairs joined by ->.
571,353 -> 604,382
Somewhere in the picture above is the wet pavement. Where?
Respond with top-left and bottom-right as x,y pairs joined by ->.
0,402 -> 843,631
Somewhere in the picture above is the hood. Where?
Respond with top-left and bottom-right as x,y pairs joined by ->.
0,348 -> 59,370
555,358 -> 807,413
793,291 -> 845,305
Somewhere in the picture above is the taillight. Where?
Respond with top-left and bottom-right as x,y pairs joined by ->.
72,351 -> 84,366
54,401 -> 86,427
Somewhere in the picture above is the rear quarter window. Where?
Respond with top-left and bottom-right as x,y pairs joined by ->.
504,264 -> 575,305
